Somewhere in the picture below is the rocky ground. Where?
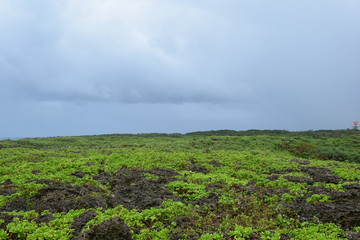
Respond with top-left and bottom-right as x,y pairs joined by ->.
1,160 -> 360,239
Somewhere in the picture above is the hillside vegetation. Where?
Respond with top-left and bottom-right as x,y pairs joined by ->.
1,130 -> 360,239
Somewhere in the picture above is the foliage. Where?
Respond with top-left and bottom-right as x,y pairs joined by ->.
306,194 -> 332,204
0,130 -> 359,239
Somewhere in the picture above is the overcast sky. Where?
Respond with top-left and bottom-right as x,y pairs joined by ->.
1,0 -> 359,138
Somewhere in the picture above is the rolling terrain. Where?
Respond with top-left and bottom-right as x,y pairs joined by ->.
1,130 -> 360,239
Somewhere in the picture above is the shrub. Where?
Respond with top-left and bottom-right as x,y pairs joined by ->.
310,147 -> 350,161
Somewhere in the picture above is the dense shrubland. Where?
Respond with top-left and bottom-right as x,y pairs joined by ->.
0,130 -> 360,239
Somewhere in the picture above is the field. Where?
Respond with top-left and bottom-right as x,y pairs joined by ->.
1,130 -> 360,239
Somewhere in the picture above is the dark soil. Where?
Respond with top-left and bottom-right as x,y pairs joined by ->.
77,217 -> 132,240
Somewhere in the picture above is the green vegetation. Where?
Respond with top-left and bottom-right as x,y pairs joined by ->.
0,130 -> 359,239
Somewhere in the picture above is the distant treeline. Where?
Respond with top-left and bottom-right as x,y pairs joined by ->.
89,129 -> 359,138
185,129 -> 359,138
1,129 -> 358,143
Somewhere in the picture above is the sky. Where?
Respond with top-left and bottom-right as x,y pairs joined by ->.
0,0 -> 359,138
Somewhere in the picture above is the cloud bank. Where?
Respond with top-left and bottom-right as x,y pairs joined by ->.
0,0 -> 359,137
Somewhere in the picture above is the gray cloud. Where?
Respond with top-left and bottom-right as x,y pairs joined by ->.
0,0 -> 359,137
0,0 -> 264,104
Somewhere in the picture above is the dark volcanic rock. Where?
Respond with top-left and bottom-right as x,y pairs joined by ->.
279,234 -> 291,240
206,182 -> 225,191
109,168 -> 180,210
1,198 -> 28,212
345,231 -> 360,240
35,214 -> 55,224
70,210 -> 97,238
77,217 -> 132,240
71,171 -> 86,178
289,158 -> 310,165
0,186 -> 16,196
208,160 -> 223,167
0,179 -> 16,196
343,183 -> 360,191
32,169 -> 42,175
289,185 -> 360,229
1,179 -> 13,185
269,168 -> 296,174
173,216 -> 192,229
92,171 -> 112,185
248,232 -> 261,240
191,192 -> 220,206
0,213 -> 22,230
148,168 -> 181,184
247,183 -> 289,198
307,185 -> 331,195
301,167 -> 342,184
30,183 -> 108,213
187,164 -> 209,174
26,179 -> 59,185
266,175 -> 280,181
283,176 -> 315,185
1,168 -> 182,214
